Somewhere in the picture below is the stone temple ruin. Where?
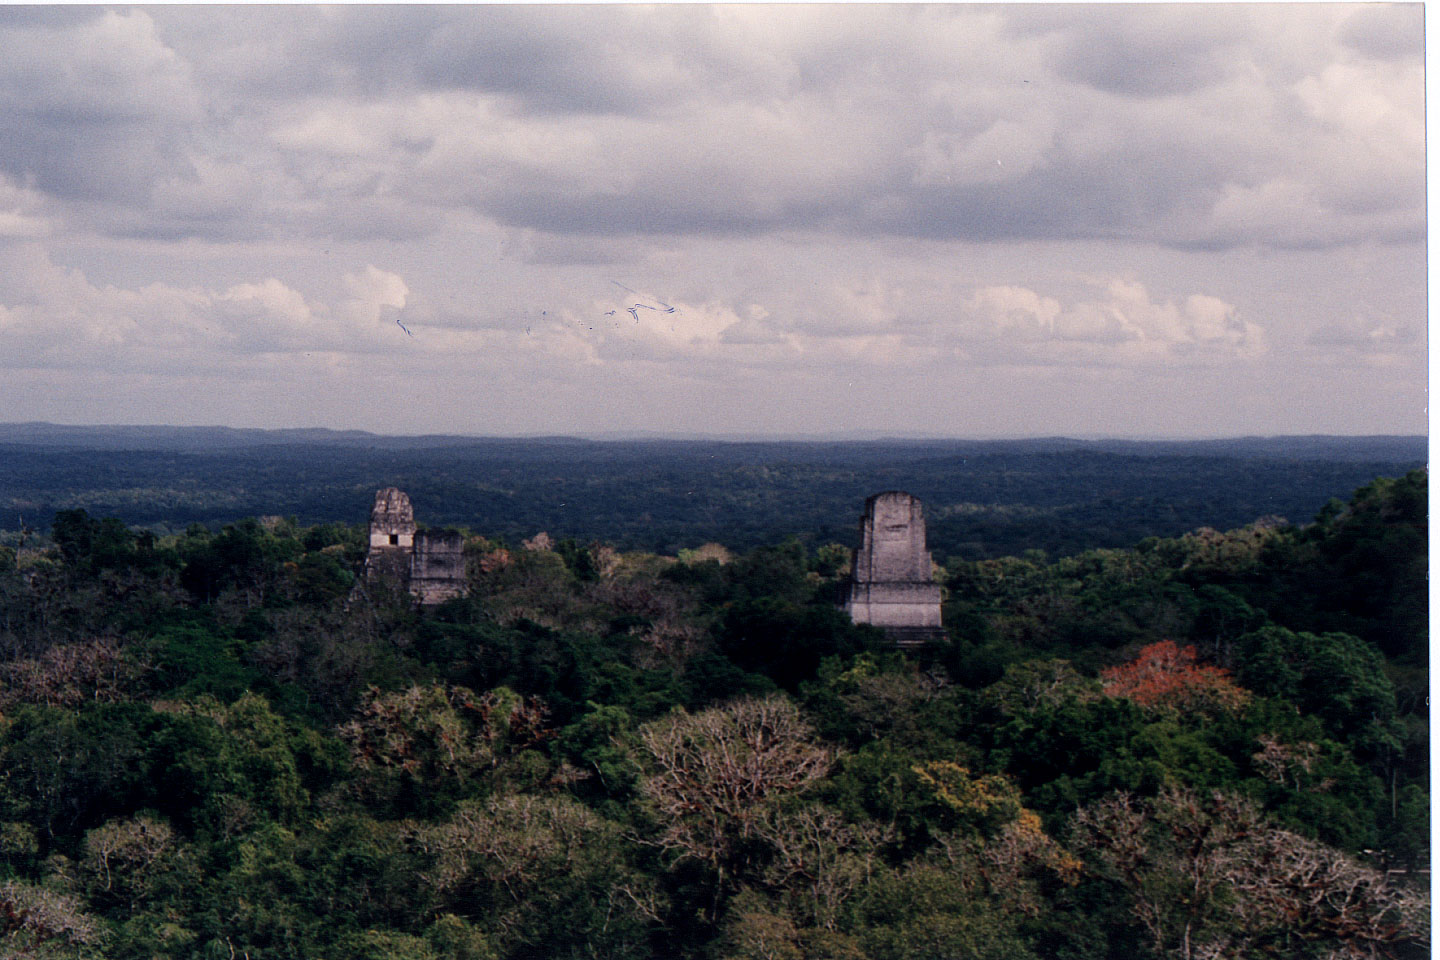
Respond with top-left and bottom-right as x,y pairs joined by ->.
839,491 -> 945,647
364,485 -> 947,644
365,487 -> 466,604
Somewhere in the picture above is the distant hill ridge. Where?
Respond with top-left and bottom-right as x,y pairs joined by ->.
0,422 -> 1424,462
0,423 -> 1425,560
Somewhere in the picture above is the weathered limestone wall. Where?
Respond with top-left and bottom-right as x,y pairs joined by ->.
365,487 -> 415,586
843,582 -> 944,627
841,491 -> 945,646
852,491 -> 933,582
364,488 -> 467,604
369,487 -> 416,549
411,530 -> 466,604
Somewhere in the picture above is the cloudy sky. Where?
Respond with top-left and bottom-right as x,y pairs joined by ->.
0,4 -> 1426,438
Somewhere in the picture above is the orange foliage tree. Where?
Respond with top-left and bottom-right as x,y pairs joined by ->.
1101,640 -> 1251,717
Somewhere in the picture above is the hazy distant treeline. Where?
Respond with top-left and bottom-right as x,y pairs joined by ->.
0,430 -> 1422,560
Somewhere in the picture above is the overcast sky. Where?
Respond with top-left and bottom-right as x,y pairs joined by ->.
0,4 -> 1426,438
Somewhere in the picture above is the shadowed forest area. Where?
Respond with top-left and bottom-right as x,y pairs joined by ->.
0,430 -> 1427,959
0,427 -> 1425,560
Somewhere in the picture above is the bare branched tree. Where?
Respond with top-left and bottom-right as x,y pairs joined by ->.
0,637 -> 147,710
0,879 -> 106,958
1072,786 -> 1429,960
635,695 -> 838,894
754,805 -> 892,930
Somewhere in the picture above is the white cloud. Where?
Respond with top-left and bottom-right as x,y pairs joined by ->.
0,6 -> 1418,251
955,279 -> 1264,365
960,286 -> 1062,340
0,248 -> 429,370
1307,313 -> 1422,368
0,10 -> 199,204
342,265 -> 409,317
912,117 -> 1057,187
0,6 -> 1421,436
0,10 -> 197,124
513,273 -> 1269,373
0,175 -> 52,238
1294,60 -> 1423,159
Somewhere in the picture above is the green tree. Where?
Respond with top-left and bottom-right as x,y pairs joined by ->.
338,684 -> 552,817
718,600 -> 880,691
0,703 -> 154,840
408,793 -> 659,959
1234,627 -> 1395,740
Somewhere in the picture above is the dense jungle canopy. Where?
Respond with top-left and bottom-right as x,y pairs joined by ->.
0,455 -> 1426,959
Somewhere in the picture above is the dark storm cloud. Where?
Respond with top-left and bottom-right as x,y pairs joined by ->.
1005,5 -> 1253,98
0,6 -> 99,28
0,119 -> 185,206
873,154 -> 1209,244
479,183 -> 830,240
339,4 -> 1414,251
0,10 -> 197,203
0,6 -> 1424,251
1338,4 -> 1424,61
0,5 -> 1423,439
405,6 -> 688,114
160,5 -> 735,113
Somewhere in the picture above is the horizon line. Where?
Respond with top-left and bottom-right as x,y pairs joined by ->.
0,420 -> 1426,446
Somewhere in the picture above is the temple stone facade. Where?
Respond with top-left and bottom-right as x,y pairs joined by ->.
366,487 -> 416,584
364,487 -> 467,604
410,530 -> 466,604
840,491 -> 945,647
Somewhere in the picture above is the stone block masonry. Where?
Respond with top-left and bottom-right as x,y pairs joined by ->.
364,485 -> 945,638
364,487 -> 467,604
410,530 -> 466,604
840,491 -> 946,647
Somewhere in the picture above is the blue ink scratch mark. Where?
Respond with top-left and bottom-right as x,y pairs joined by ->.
611,280 -> 678,316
